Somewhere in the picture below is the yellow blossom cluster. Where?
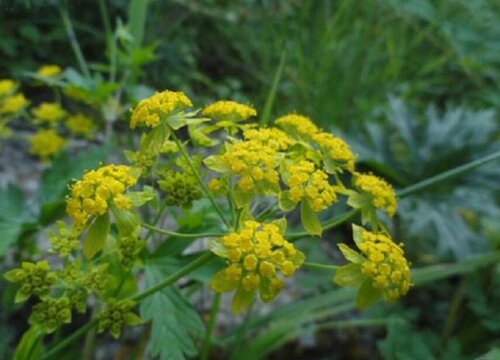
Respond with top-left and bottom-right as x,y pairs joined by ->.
358,230 -> 411,301
32,102 -> 67,125
275,114 -> 319,139
242,127 -> 293,151
36,65 -> 62,78
29,129 -> 66,161
66,165 -> 137,230
354,173 -> 397,216
203,100 -> 256,123
0,93 -> 28,114
130,90 -> 192,129
219,140 -> 279,192
66,113 -> 95,138
0,79 -> 17,96
283,160 -> 337,212
313,132 -> 356,172
211,221 -> 304,313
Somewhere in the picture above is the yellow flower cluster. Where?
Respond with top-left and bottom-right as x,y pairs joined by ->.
203,100 -> 257,122
211,221 -> 304,313
275,114 -> 319,139
220,140 -> 279,192
66,165 -> 137,230
32,102 -> 67,125
358,230 -> 411,301
0,79 -> 17,96
0,93 -> 28,114
29,129 -> 66,161
284,160 -> 337,212
66,113 -> 95,138
313,132 -> 356,172
36,65 -> 62,78
130,90 -> 192,129
243,127 -> 293,151
354,173 -> 397,216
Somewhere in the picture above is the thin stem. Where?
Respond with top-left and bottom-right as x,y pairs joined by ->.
303,262 -> 339,271
130,252 -> 215,302
287,209 -> 359,240
141,223 -> 223,239
42,319 -> 98,360
59,4 -> 90,79
396,150 -> 500,198
314,318 -> 393,332
200,293 -> 221,360
169,130 -> 232,229
144,201 -> 169,241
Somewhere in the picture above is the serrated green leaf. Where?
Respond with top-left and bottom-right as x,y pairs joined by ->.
300,201 -> 322,236
141,261 -> 205,360
83,214 -> 110,259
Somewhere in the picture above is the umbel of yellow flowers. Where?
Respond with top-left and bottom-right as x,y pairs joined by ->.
210,220 -> 304,314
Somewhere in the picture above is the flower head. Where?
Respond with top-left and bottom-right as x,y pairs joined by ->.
66,113 -> 96,138
313,132 -> 356,172
0,93 -> 28,114
130,90 -> 192,129
32,102 -> 67,125
98,299 -> 141,339
4,261 -> 57,303
353,173 -> 397,217
66,164 -> 137,230
36,64 -> 62,78
243,127 -> 293,151
210,220 -> 304,314
0,79 -> 17,96
29,129 -> 66,161
158,170 -> 202,208
29,296 -> 71,333
275,114 -> 319,140
282,160 -> 337,212
334,225 -> 411,307
203,100 -> 256,123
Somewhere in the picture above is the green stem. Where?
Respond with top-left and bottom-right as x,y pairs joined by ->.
141,223 -> 223,239
130,252 -> 215,302
144,201 -> 169,241
42,319 -> 98,360
314,318 -> 393,332
287,209 -> 359,240
200,293 -> 221,360
169,130 -> 232,229
59,4 -> 90,79
396,150 -> 500,198
303,262 -> 339,271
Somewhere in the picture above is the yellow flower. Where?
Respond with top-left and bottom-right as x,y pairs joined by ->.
313,131 -> 356,172
36,65 -> 62,78
32,102 -> 67,125
66,113 -> 95,138
282,160 -> 337,212
0,79 -> 17,96
29,129 -> 65,161
275,114 -> 319,140
203,100 -> 257,123
242,127 -> 293,151
130,90 -> 192,129
0,93 -> 28,114
219,140 -> 280,193
335,226 -> 410,306
210,220 -> 304,314
66,165 -> 137,230
354,173 -> 397,216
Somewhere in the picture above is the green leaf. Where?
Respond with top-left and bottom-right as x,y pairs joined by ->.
278,191 -> 297,212
338,244 -> 366,264
351,224 -> 364,246
83,214 -> 110,259
232,286 -> 255,315
13,326 -> 44,360
140,260 -> 204,360
128,190 -> 156,207
203,155 -> 229,173
333,264 -> 365,287
355,279 -> 382,309
300,201 -> 322,236
111,206 -> 140,235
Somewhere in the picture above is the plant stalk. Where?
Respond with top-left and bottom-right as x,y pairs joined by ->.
200,292 -> 221,360
141,223 -> 223,239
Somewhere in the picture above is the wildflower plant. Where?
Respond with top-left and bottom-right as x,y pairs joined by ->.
6,87 -> 499,360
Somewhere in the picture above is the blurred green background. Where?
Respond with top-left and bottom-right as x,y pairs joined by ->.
1,0 -> 499,359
